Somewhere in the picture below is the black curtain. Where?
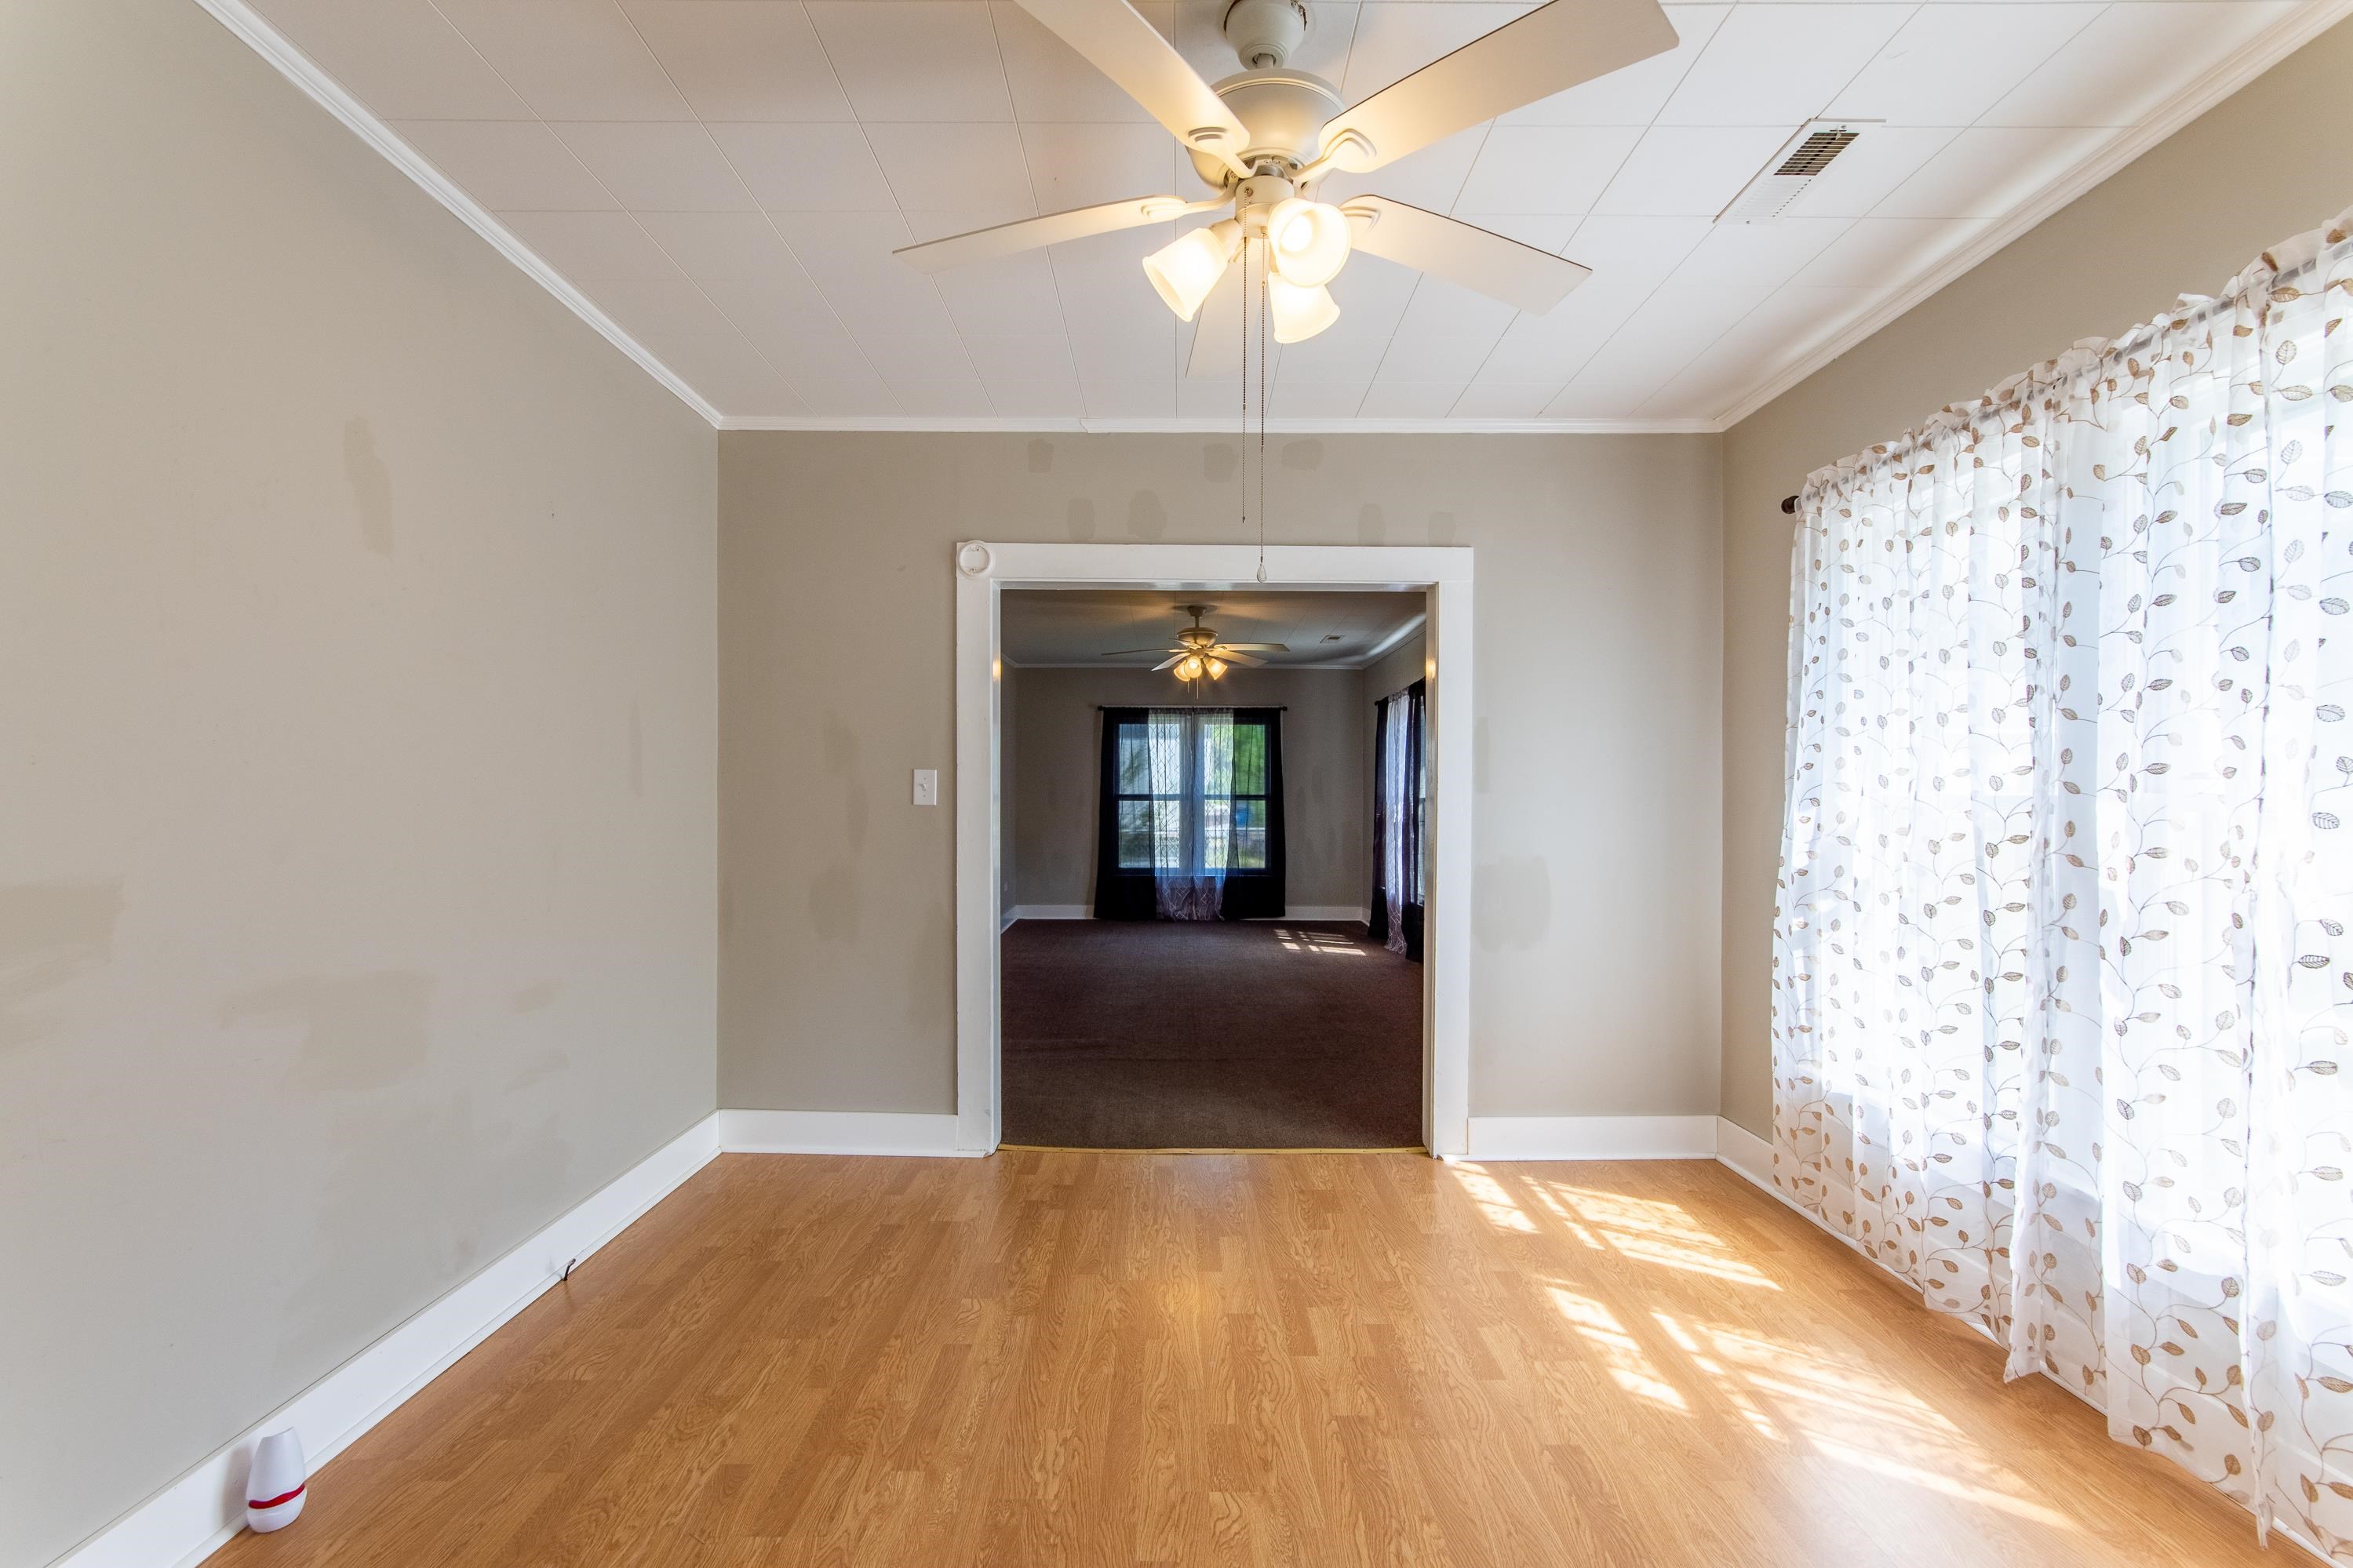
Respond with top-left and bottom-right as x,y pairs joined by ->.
1092,708 -> 1286,921
1367,679 -> 1425,961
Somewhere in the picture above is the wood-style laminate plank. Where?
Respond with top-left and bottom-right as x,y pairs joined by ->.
213,1153 -> 2297,1567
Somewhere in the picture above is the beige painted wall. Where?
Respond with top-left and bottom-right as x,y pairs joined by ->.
0,3 -> 718,1563
1719,15 -> 2353,1137
720,431 -> 1721,1117
1008,664 -> 1371,912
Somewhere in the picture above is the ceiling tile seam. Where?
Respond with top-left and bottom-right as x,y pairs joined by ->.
806,9 -> 994,406
1546,2 -> 1918,407
1952,0 -> 2111,134
1440,5 -> 1725,419
209,0 -> 2350,432
1356,115 -> 1495,416
604,0 -> 906,407
1331,3 -> 1369,124
1615,2 -> 1928,413
1589,0 -> 2085,416
189,0 -> 723,424
1714,0 -> 2353,429
991,2 -> 1088,420
425,0 -> 817,413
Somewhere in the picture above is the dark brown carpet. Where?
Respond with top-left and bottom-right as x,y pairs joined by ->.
1000,919 -> 1423,1148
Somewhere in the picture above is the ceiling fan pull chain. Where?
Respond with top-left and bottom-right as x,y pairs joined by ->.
1239,234 -> 1250,554
1256,256 -> 1268,584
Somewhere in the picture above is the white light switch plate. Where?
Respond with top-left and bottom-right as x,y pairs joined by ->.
912,769 -> 938,806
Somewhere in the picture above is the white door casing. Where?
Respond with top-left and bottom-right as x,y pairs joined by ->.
954,542 -> 1473,1155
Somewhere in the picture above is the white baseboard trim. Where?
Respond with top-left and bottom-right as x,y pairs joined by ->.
60,1113 -> 723,1568
1709,1115 -> 1860,1239
719,1108 -> 980,1157
1010,904 -> 1091,920
1466,1115 -> 1717,1160
1713,1115 -> 1774,1189
1273,906 -> 1371,923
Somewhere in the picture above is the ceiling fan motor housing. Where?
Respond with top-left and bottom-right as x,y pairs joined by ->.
1191,71 -> 1342,189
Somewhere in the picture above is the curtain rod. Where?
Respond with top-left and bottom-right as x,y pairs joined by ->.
1096,704 -> 1288,711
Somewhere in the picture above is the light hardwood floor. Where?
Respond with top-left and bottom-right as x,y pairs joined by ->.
214,1151 -> 2293,1566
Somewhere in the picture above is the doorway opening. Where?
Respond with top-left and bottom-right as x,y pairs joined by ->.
996,589 -> 1428,1148
951,542 -> 1473,1158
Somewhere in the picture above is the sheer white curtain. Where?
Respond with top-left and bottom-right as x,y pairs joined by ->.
1775,208 -> 2353,1555
1375,689 -> 1421,956
1149,708 -> 1236,919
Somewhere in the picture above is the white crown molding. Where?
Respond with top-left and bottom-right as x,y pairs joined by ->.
717,415 -> 1719,435
1712,0 -> 2353,431
56,1114 -> 723,1568
202,0 -> 2349,440
188,0 -> 723,428
1358,611 -> 1427,667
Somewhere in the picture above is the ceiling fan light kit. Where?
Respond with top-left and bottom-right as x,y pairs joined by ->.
1266,274 -> 1339,344
1108,606 -> 1287,689
893,0 -> 1680,354
1143,218 -> 1243,321
1265,195 -> 1350,289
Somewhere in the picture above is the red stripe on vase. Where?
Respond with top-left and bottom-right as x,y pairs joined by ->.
248,1484 -> 305,1510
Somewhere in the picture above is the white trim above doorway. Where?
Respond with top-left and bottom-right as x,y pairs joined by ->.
955,543 -> 1475,1157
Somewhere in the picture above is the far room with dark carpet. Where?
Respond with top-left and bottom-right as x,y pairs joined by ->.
1000,920 -> 1422,1148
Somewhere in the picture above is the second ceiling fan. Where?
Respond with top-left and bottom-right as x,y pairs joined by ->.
1105,605 -> 1286,682
894,0 -> 1679,371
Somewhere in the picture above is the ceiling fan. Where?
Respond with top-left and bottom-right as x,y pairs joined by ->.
1103,605 -> 1287,681
894,0 -> 1678,369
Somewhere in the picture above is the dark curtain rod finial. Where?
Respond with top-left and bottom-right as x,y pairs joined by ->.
1779,495 -> 1799,515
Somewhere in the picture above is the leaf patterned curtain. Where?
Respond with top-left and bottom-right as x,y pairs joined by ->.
1774,207 -> 2353,1556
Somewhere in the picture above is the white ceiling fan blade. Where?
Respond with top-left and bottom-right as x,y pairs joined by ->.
894,195 -> 1217,273
1153,653 -> 1187,670
1211,649 -> 1266,667
1011,0 -> 1254,177
1341,198 -> 1590,315
1186,263 -> 1244,379
1318,0 -> 1677,174
1212,642 -> 1287,652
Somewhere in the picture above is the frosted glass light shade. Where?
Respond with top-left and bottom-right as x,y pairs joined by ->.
1266,198 -> 1350,288
1142,220 -> 1242,321
1268,277 -> 1339,344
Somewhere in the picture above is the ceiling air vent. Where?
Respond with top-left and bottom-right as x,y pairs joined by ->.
1717,121 -> 1869,224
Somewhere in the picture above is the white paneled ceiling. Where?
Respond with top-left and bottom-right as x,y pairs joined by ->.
239,0 -> 2326,428
1003,589 -> 1424,666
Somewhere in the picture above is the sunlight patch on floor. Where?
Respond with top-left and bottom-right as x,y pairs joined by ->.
1452,1166 -> 1540,1233
1548,1286 -> 1691,1412
1541,1181 -> 1781,1290
1685,1318 -> 2074,1531
1269,926 -> 1367,955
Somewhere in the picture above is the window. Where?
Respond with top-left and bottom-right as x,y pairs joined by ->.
1110,711 -> 1273,871
1093,707 -> 1287,921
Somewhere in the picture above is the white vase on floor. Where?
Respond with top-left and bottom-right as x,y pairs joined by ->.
245,1429 -> 306,1533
